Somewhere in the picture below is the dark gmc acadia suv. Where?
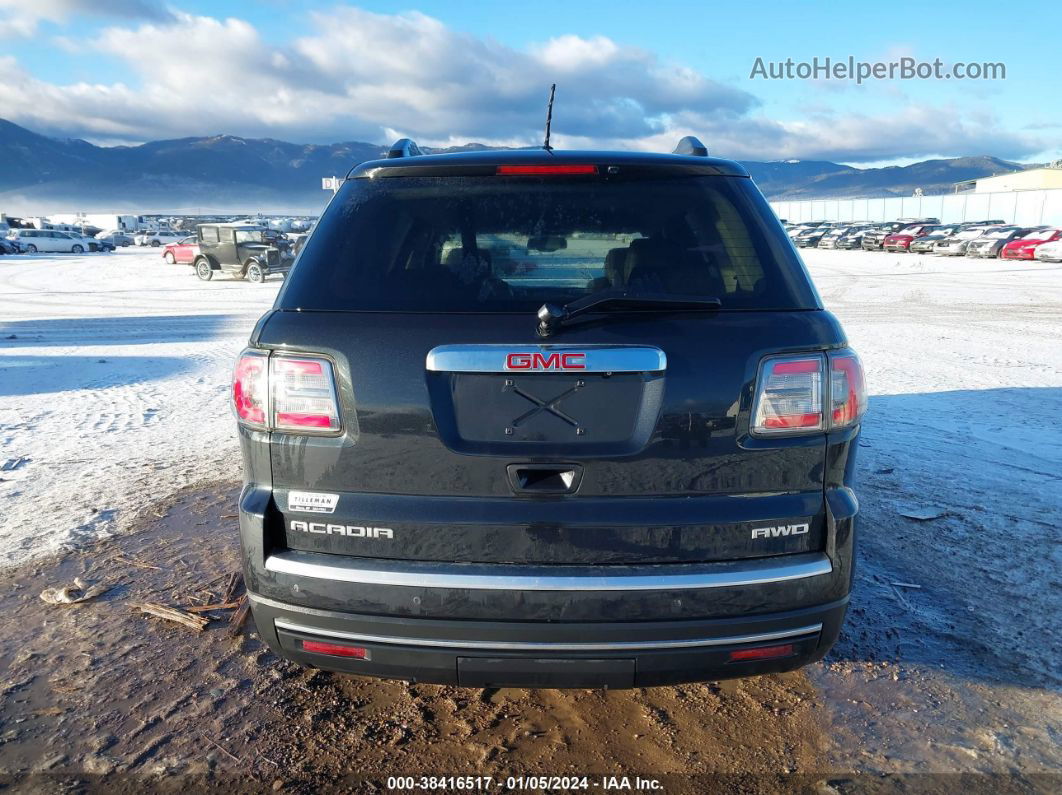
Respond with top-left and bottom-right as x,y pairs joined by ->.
233,137 -> 866,689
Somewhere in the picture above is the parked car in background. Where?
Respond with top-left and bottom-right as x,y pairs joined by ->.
861,218 -> 939,251
55,231 -> 106,252
162,236 -> 200,265
966,227 -> 1040,258
7,228 -> 88,253
97,230 -> 134,247
817,224 -> 869,249
908,225 -> 964,253
262,229 -> 292,255
815,226 -> 848,249
290,233 -> 310,258
1033,238 -> 1062,262
934,226 -> 995,256
82,233 -> 116,252
883,224 -> 940,252
135,230 -> 184,247
834,225 -> 875,250
0,238 -> 23,254
193,223 -> 292,283
794,224 -> 833,248
787,221 -> 825,239
1000,227 -> 1062,260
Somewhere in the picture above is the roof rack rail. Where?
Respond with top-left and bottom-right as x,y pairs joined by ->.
387,138 -> 424,159
672,136 -> 708,157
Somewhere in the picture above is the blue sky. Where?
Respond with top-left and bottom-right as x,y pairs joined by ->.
0,0 -> 1056,165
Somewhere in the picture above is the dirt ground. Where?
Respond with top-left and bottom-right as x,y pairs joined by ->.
2,250 -> 1060,793
0,482 -> 1058,794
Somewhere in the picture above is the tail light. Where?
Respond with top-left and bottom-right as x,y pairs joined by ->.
272,356 -> 341,432
751,355 -> 825,435
751,350 -> 867,436
828,351 -> 867,428
232,350 -> 341,434
232,351 -> 269,429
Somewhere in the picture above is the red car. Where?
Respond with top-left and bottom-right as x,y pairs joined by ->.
1000,228 -> 1062,260
883,224 -> 938,252
162,236 -> 199,264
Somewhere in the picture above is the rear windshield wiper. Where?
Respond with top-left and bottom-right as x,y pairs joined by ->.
537,290 -> 722,338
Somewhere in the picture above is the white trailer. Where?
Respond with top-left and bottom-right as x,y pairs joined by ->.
49,213 -> 140,232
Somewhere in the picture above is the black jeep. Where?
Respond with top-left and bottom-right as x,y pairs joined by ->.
233,138 -> 866,689
194,223 -> 291,283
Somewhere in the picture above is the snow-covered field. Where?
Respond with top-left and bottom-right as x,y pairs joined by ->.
0,248 -> 279,567
1,246 -> 1061,576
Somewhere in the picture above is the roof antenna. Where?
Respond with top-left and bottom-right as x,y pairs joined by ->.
543,83 -> 556,151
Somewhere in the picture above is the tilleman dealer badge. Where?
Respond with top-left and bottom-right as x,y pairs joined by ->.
287,491 -> 339,514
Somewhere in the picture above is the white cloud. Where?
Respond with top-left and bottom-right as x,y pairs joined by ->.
0,6 -> 1045,163
0,0 -> 170,38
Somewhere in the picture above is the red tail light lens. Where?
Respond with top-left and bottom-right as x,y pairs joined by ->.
232,351 -> 268,428
300,640 -> 368,658
751,355 -> 825,435
829,351 -> 867,428
496,164 -> 598,175
728,643 -> 795,662
271,356 -> 341,433
232,350 -> 342,434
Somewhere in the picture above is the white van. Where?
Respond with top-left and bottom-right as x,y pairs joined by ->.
7,229 -> 89,253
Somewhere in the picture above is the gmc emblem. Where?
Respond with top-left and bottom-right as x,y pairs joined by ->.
505,352 -> 587,371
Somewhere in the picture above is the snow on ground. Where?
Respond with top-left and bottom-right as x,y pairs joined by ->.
809,249 -> 1062,527
806,248 -> 1062,685
0,247 -> 278,568
0,245 -> 1060,583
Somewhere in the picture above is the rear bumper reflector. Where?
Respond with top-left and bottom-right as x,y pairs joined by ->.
263,551 -> 832,591
274,616 -> 822,652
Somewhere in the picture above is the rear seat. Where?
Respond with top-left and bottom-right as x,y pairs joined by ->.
626,239 -> 723,295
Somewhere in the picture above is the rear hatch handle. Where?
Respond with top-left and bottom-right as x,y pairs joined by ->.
507,464 -> 583,494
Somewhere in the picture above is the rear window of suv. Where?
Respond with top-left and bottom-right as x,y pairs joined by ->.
279,174 -> 821,312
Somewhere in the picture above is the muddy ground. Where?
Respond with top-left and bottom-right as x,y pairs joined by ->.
0,479 -> 1058,794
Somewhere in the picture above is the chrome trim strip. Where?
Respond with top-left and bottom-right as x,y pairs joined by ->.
272,617 -> 822,652
264,552 -> 832,591
425,344 -> 666,374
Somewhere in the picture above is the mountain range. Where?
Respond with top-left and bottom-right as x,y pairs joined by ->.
0,118 -> 1026,215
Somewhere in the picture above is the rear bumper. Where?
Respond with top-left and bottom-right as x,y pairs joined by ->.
249,591 -> 847,688
238,481 -> 857,687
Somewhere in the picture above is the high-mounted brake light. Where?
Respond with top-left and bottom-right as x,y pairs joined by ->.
751,355 -> 825,435
232,350 -> 341,434
232,351 -> 268,429
496,164 -> 598,175
272,356 -> 341,433
828,351 -> 867,428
